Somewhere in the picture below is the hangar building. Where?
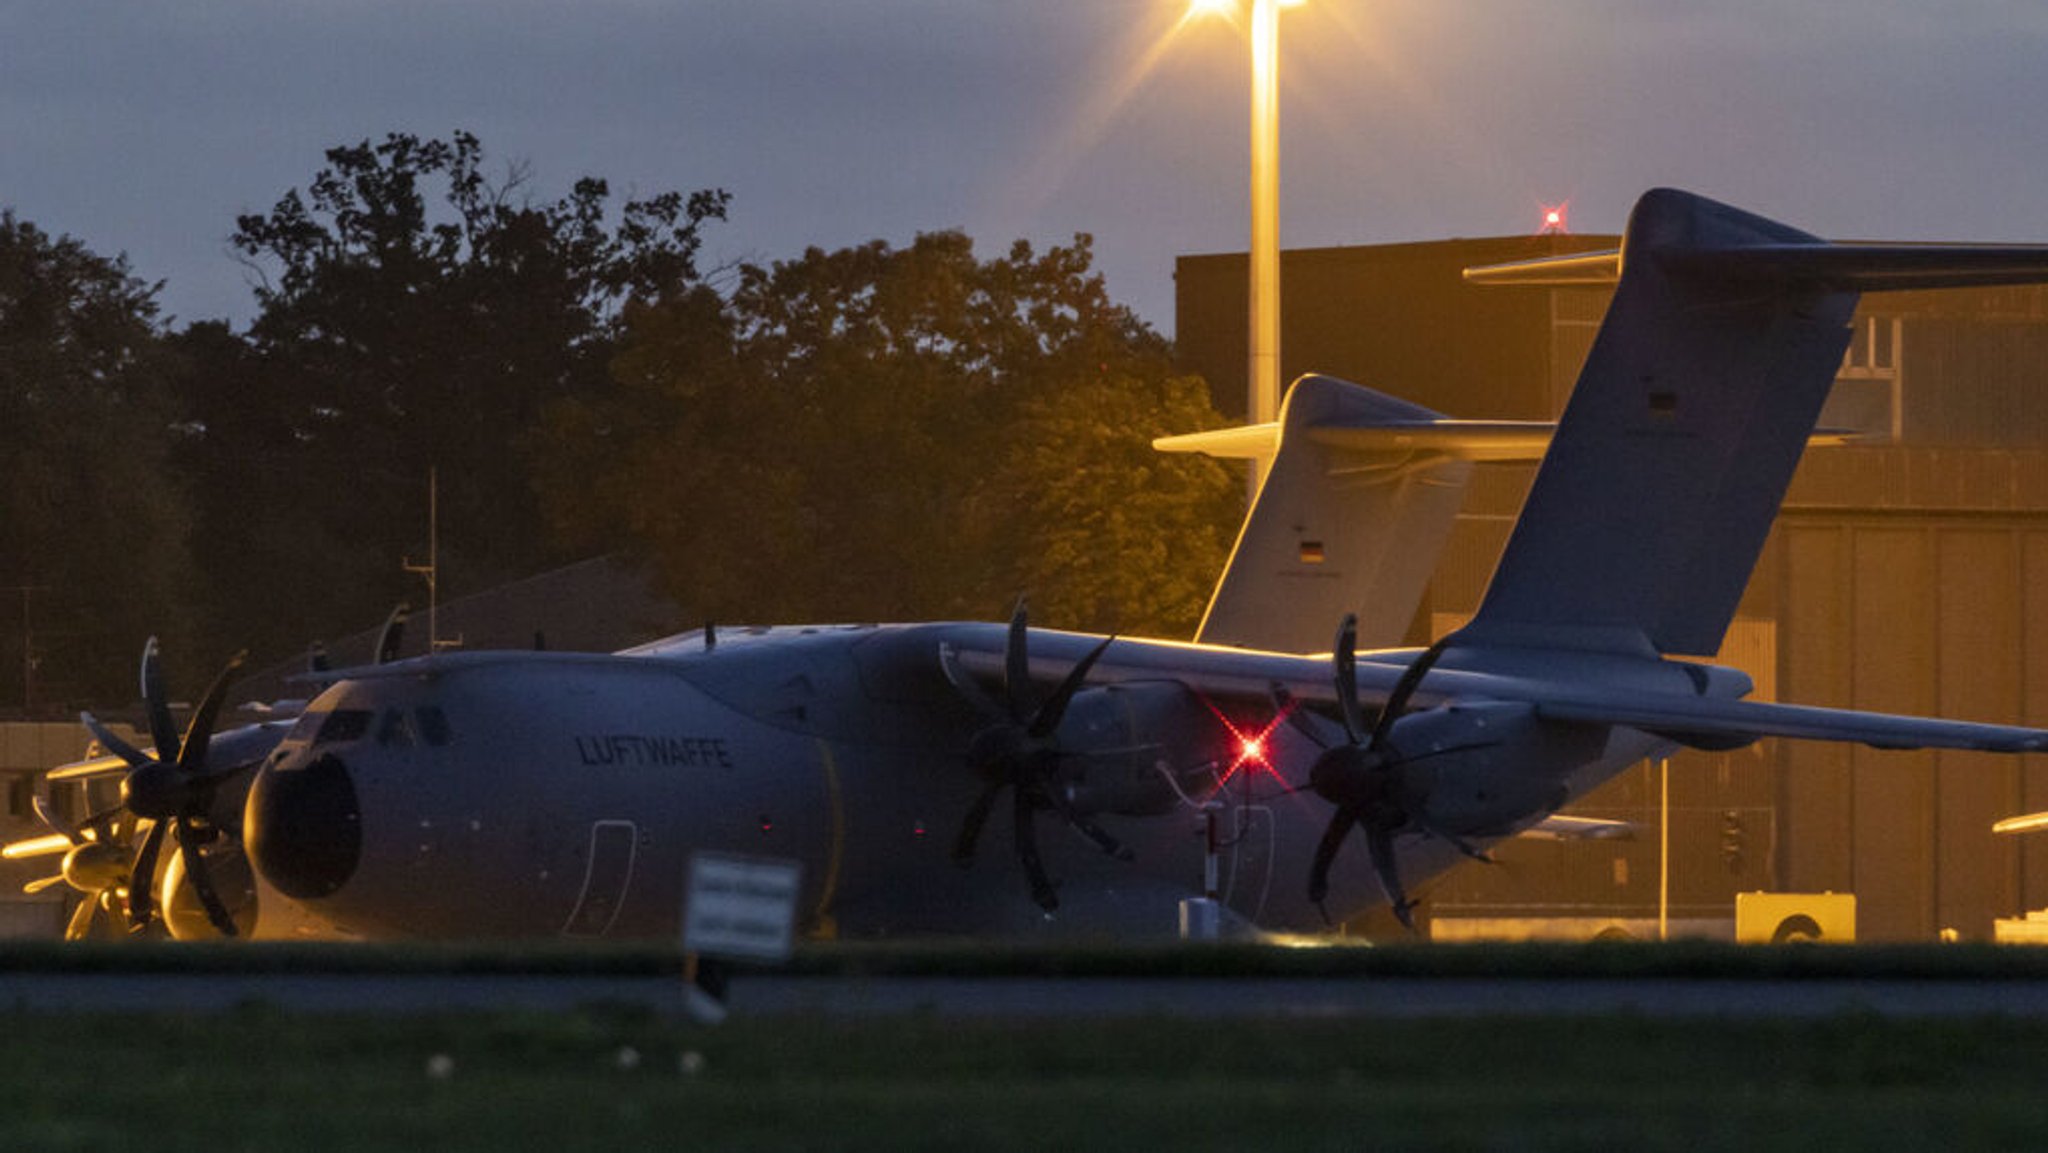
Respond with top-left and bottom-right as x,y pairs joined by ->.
1177,232 -> 2048,942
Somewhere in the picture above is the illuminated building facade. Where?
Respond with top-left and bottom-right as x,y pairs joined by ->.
1178,238 -> 2048,941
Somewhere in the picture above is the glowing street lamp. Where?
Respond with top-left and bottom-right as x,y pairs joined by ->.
1190,0 -> 1301,488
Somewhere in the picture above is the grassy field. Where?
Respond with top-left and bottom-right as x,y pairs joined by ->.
12,941 -> 2048,1149
15,936 -> 2048,977
9,1006 -> 2048,1151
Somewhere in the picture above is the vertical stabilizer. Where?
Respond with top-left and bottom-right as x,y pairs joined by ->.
1158,374 -> 1551,653
1462,187 -> 2048,656
1464,190 -> 1856,656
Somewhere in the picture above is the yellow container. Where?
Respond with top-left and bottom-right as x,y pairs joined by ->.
1735,891 -> 1856,943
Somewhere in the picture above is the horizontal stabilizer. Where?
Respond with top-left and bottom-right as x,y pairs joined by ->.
1153,423 -> 1288,460
1467,242 -> 2048,292
1160,420 -> 1855,462
1464,250 -> 1623,286
1156,418 -> 1556,464
1520,814 -> 1636,842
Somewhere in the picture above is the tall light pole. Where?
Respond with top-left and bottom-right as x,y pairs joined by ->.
1191,0 -> 1293,490
1248,0 -> 1282,454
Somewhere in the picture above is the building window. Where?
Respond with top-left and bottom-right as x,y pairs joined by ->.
1822,314 -> 1904,442
6,772 -> 33,821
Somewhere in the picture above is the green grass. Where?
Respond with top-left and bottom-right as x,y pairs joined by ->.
7,1008 -> 2048,1150
13,936 -> 2048,980
12,941 -> 2048,1149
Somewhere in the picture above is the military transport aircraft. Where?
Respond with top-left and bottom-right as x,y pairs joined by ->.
14,187 -> 2048,942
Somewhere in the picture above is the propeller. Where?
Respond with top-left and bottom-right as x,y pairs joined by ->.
374,603 -> 410,665
1278,615 -> 1491,931
939,601 -> 1129,912
10,796 -> 133,940
79,638 -> 255,937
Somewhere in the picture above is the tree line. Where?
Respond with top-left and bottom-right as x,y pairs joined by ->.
0,131 -> 1241,711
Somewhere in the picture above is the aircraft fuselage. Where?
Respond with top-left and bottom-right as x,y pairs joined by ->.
243,623 -> 1673,940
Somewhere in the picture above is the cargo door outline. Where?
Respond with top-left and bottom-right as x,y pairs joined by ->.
563,820 -> 638,937
1219,805 -> 1276,924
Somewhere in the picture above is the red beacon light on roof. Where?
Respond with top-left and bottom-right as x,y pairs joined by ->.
1538,200 -> 1570,236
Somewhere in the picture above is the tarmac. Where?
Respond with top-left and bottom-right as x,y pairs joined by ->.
12,970 -> 2048,1020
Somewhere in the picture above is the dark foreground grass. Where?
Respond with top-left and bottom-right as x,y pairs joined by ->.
18,937 -> 2048,978
7,1007 -> 2048,1151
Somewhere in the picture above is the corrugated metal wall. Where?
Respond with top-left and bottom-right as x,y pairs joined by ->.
1776,517 -> 2048,940
1176,240 -> 2048,939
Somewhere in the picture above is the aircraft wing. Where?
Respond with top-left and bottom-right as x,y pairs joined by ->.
1530,686 -> 2048,753
937,628 -> 2048,753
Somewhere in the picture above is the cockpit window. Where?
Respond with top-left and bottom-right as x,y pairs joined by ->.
416,705 -> 453,747
286,710 -> 327,744
315,709 -> 373,745
376,708 -> 415,748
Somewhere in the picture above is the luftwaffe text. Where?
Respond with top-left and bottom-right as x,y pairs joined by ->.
575,734 -> 734,768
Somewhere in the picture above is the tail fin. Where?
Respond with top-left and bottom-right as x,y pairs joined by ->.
1157,374 -> 1551,653
1461,187 -> 2048,657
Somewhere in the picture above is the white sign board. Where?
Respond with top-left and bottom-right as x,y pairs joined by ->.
683,852 -> 803,962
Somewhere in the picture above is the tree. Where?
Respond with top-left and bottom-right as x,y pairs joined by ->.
984,370 -> 1242,636
538,231 -> 1241,636
0,212 -> 199,708
184,131 -> 729,653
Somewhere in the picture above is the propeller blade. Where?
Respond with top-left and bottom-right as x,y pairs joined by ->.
1415,814 -> 1495,864
951,603 -> 1127,911
176,650 -> 248,774
140,637 -> 180,765
1333,615 -> 1364,744
24,874 -> 67,895
80,711 -> 151,770
1013,782 -> 1057,912
375,603 -> 411,664
78,802 -> 127,841
1273,684 -> 1340,750
951,781 -> 1004,865
3,833 -> 74,861
1369,631 -> 1461,753
175,819 -> 240,937
64,894 -> 99,941
128,820 -> 167,929
1366,823 -> 1417,931
938,642 -> 1007,722
1027,635 -> 1113,740
1003,601 -> 1031,723
1307,803 -> 1363,908
30,794 -> 82,845
45,753 -> 132,783
1038,783 -> 1133,862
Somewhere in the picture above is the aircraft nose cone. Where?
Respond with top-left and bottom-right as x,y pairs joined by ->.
245,751 -> 361,900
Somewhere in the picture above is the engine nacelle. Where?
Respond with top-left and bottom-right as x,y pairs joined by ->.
1052,681 -> 1232,817
1390,702 -> 1576,836
161,841 -> 259,941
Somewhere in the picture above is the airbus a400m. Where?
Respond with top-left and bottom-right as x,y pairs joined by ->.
15,188 -> 2048,942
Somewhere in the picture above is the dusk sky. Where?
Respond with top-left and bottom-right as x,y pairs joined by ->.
9,1 -> 2048,334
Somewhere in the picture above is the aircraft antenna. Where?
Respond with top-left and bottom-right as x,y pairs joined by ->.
402,468 -> 441,655
8,584 -> 48,714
